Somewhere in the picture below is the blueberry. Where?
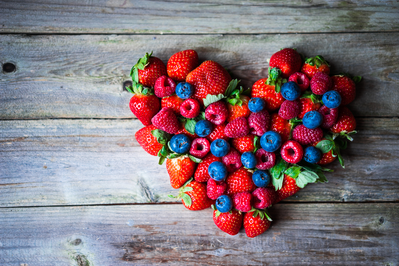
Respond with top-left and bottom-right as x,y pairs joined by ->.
208,161 -> 228,181
195,120 -> 213,137
248,97 -> 266,113
260,131 -> 282,152
302,110 -> 323,129
175,82 -> 194,99
281,81 -> 301,101
303,146 -> 322,164
210,139 -> 230,157
241,152 -> 257,169
169,134 -> 191,154
216,195 -> 233,213
252,170 -> 271,188
322,90 -> 342,109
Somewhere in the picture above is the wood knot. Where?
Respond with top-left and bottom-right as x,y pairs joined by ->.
71,238 -> 82,245
379,217 -> 385,225
76,254 -> 89,266
123,80 -> 132,91
3,62 -> 16,73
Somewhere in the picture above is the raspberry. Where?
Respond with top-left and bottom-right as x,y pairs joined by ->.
224,117 -> 250,138
222,148 -> 242,173
318,105 -> 339,129
207,178 -> 227,200
292,125 -> 323,145
151,107 -> 180,134
252,187 -> 276,209
278,100 -> 300,120
180,98 -> 201,119
248,110 -> 270,136
154,75 -> 176,98
255,149 -> 276,170
205,101 -> 228,125
310,72 -> 332,95
232,192 -> 252,212
190,138 -> 210,158
281,140 -> 304,164
288,72 -> 310,92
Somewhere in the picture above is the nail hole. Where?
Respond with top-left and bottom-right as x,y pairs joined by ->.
123,80 -> 132,91
379,217 -> 385,225
3,62 -> 16,73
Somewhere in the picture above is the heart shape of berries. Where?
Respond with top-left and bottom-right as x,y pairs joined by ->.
129,49 -> 361,238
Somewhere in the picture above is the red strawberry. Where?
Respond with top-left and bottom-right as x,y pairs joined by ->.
186,60 -> 231,102
301,55 -> 330,79
331,75 -> 356,105
213,209 -> 243,235
313,139 -> 337,165
330,106 -> 357,134
194,153 -> 220,182
166,156 -> 196,189
243,210 -> 272,238
224,117 -> 250,138
232,192 -> 252,212
231,134 -> 255,154
134,125 -> 163,156
275,174 -> 301,203
167,49 -> 199,81
270,113 -> 292,143
130,52 -> 167,87
318,105 -> 339,129
298,96 -> 321,119
227,95 -> 251,122
151,107 -> 181,134
226,168 -> 256,195
206,123 -> 228,142
129,87 -> 160,126
292,124 -> 323,145
161,94 -> 184,114
252,188 -> 277,209
269,48 -> 302,78
179,179 -> 213,211
207,178 -> 227,200
251,78 -> 285,112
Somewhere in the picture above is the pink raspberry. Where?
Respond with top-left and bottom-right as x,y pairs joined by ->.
248,110 -> 270,136
278,99 -> 300,120
205,101 -> 228,125
207,178 -> 227,200
232,192 -> 252,212
319,105 -> 339,129
288,72 -> 310,92
292,125 -> 323,145
224,117 -> 250,138
154,75 -> 176,98
151,107 -> 180,134
189,138 -> 210,158
310,72 -> 332,95
180,98 -> 200,119
255,149 -> 276,170
222,148 -> 242,173
252,187 -> 277,209
281,140 -> 304,164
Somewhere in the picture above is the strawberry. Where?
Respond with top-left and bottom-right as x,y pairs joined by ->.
207,178 -> 227,200
251,77 -> 285,112
227,95 -> 251,122
331,75 -> 357,105
313,137 -> 346,167
130,52 -> 167,88
134,125 -> 164,156
330,106 -> 357,134
226,168 -> 256,195
176,124 -> 197,141
128,86 -> 160,126
166,156 -> 196,189
186,60 -> 231,102
269,48 -> 302,78
151,107 -> 181,134
231,134 -> 255,153
194,153 -> 221,182
179,179 -> 213,211
313,139 -> 337,165
213,209 -> 243,235
167,49 -> 199,81
270,113 -> 292,143
206,123 -> 228,142
301,55 -> 330,79
243,209 -> 272,238
298,96 -> 321,119
275,174 -> 301,203
161,94 -> 184,114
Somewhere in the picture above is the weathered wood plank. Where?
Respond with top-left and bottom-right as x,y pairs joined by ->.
1,33 -> 398,118
0,0 -> 398,34
1,117 -> 398,207
0,203 -> 397,265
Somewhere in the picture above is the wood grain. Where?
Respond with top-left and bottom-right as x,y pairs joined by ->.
1,117 -> 398,207
0,0 -> 398,34
0,203 -> 397,265
1,33 -> 398,119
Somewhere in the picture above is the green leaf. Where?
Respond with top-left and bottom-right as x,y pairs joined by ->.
270,158 -> 289,180
227,97 -> 240,106
353,76 -> 362,83
168,153 -> 183,159
151,129 -> 171,145
188,155 -> 202,163
182,187 -> 194,193
315,140 -> 334,154
203,94 -> 225,107
338,153 -> 345,168
215,210 -> 221,217
224,79 -> 240,97
181,194 -> 192,206
284,165 -> 302,179
272,176 -> 284,191
185,119 -> 197,135
253,135 -> 260,153
158,155 -> 166,165
315,171 -> 328,183
198,112 -> 206,120
296,170 -> 318,188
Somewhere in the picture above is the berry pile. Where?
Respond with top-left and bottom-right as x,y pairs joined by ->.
129,49 -> 361,238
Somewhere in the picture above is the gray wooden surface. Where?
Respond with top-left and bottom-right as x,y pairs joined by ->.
1,1 -> 398,265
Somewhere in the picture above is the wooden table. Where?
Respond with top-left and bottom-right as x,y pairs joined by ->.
1,1 -> 398,265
